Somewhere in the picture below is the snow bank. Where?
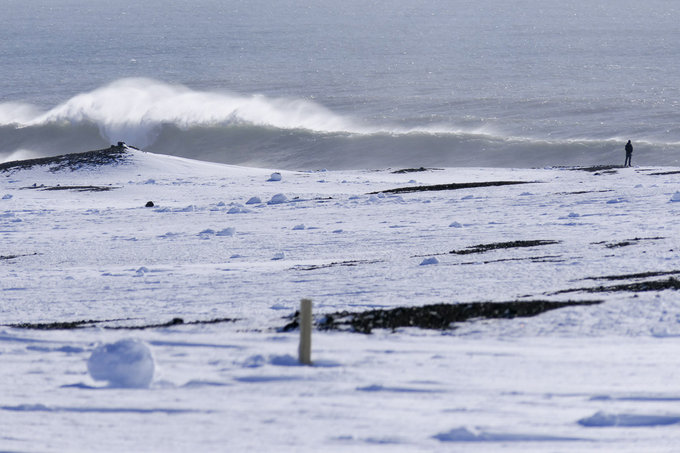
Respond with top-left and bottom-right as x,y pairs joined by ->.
87,338 -> 155,388
433,426 -> 581,442
578,411 -> 680,427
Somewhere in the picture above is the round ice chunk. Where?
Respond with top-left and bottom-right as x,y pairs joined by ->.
87,339 -> 155,388
268,172 -> 282,182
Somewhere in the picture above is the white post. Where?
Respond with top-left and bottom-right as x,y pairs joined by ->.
299,298 -> 312,365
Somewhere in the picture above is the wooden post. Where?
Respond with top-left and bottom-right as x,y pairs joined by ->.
299,298 -> 312,365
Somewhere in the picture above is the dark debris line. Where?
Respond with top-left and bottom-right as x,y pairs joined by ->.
370,180 -> 532,195
553,277 -> 680,295
7,317 -> 238,331
1,253 -> 35,261
20,185 -> 120,192
582,270 -> 680,282
450,240 -> 561,255
281,300 -> 602,334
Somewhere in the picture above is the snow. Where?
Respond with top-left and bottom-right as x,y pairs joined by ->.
2,150 -> 680,451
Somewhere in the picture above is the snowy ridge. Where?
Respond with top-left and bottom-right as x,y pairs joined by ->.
3,150 -> 680,451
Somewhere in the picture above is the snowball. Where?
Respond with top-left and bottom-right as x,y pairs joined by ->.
87,339 -> 155,388
671,192 -> 680,202
268,172 -> 282,182
245,196 -> 262,205
268,194 -> 288,205
216,227 -> 235,237
420,257 -> 439,266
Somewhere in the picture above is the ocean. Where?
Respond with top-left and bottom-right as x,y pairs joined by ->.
1,0 -> 679,169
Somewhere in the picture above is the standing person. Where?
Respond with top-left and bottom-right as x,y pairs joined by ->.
624,140 -> 633,167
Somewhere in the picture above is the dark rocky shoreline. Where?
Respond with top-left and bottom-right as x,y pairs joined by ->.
0,143 -> 131,174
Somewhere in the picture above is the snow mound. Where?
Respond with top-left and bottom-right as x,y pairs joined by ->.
216,227 -> 236,237
420,257 -> 439,266
433,426 -> 580,442
670,191 -> 680,202
578,411 -> 680,427
268,193 -> 288,205
245,196 -> 262,205
228,206 -> 250,214
87,338 -> 155,388
449,221 -> 462,228
268,172 -> 282,182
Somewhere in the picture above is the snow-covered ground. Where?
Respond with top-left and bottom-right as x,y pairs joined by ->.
2,148 -> 680,451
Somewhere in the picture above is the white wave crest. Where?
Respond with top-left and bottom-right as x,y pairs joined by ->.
0,102 -> 44,125
0,78 -> 365,147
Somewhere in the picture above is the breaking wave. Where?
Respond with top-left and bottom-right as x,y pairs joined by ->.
2,78 -> 680,169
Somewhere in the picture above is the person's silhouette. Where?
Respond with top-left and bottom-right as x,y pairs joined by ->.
624,140 -> 633,167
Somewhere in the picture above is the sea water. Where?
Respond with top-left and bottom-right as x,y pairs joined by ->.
1,0 -> 679,169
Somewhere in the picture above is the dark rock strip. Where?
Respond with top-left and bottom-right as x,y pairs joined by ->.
106,317 -> 237,330
450,240 -> 561,255
566,165 -> 622,173
0,143 -> 131,174
7,317 -> 237,330
591,237 -> 665,249
291,260 -> 382,271
553,277 -> 680,295
281,300 -> 602,334
457,255 -> 566,265
582,270 -> 680,282
1,253 -> 37,261
391,167 -> 443,174
370,180 -> 532,195
20,185 -> 120,192
7,319 -> 129,330
647,170 -> 680,176
557,190 -> 614,195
